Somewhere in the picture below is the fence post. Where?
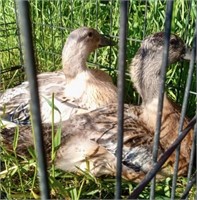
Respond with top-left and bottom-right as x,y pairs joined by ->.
15,1 -> 50,199
115,0 -> 129,199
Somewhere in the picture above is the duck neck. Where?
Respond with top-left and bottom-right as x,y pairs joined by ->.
141,95 -> 173,129
62,47 -> 89,82
130,50 -> 163,104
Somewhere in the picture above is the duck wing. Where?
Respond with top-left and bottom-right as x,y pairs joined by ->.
1,103 -> 169,182
0,71 -> 87,125
57,104 -> 164,174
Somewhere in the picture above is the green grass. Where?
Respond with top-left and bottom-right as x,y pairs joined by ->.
0,0 -> 197,199
1,126 -> 196,199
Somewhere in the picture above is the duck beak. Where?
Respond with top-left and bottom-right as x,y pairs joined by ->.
99,34 -> 116,48
183,48 -> 197,61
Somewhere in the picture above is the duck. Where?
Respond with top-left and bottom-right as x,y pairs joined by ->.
0,32 -> 193,182
130,32 -> 193,175
0,27 -> 117,126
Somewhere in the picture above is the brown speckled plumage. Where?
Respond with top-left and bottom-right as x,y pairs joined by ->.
130,32 -> 192,175
0,32 -> 193,182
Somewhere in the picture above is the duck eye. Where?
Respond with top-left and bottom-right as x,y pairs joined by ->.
87,32 -> 93,37
170,38 -> 177,45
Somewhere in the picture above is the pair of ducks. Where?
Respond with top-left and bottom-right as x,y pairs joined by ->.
0,27 -> 193,182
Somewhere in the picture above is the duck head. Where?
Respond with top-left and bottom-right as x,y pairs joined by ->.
62,27 -> 115,79
130,32 -> 185,104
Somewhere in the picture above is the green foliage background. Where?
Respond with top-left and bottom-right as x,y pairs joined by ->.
0,0 -> 196,199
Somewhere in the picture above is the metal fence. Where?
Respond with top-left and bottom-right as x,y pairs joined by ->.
2,0 -> 196,111
0,0 -> 24,90
0,0 -> 196,199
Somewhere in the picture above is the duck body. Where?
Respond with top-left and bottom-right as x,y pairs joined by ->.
0,32 -> 193,181
1,104 -> 164,182
62,69 -> 117,110
130,32 -> 192,175
0,71 -> 71,125
0,27 -> 117,125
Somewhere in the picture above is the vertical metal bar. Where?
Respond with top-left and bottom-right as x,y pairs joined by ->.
185,146 -> 197,199
109,0 -> 113,72
185,126 -> 197,200
195,177 -> 197,200
15,1 -> 50,199
115,1 -> 128,199
41,1 -> 47,68
171,18 -> 197,200
95,0 -> 98,30
150,1 -> 174,199
14,1 -> 23,51
49,2 -> 55,69
185,20 -> 197,200
94,0 -> 99,62
14,0 -> 25,82
59,0 -> 64,49
195,30 -> 197,199
185,19 -> 197,200
176,1 -> 192,104
182,0 -> 192,45
1,0 -> 12,70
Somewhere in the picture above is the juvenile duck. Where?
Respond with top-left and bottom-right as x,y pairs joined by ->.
0,27 -> 117,125
1,32 -> 192,182
130,32 -> 192,175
